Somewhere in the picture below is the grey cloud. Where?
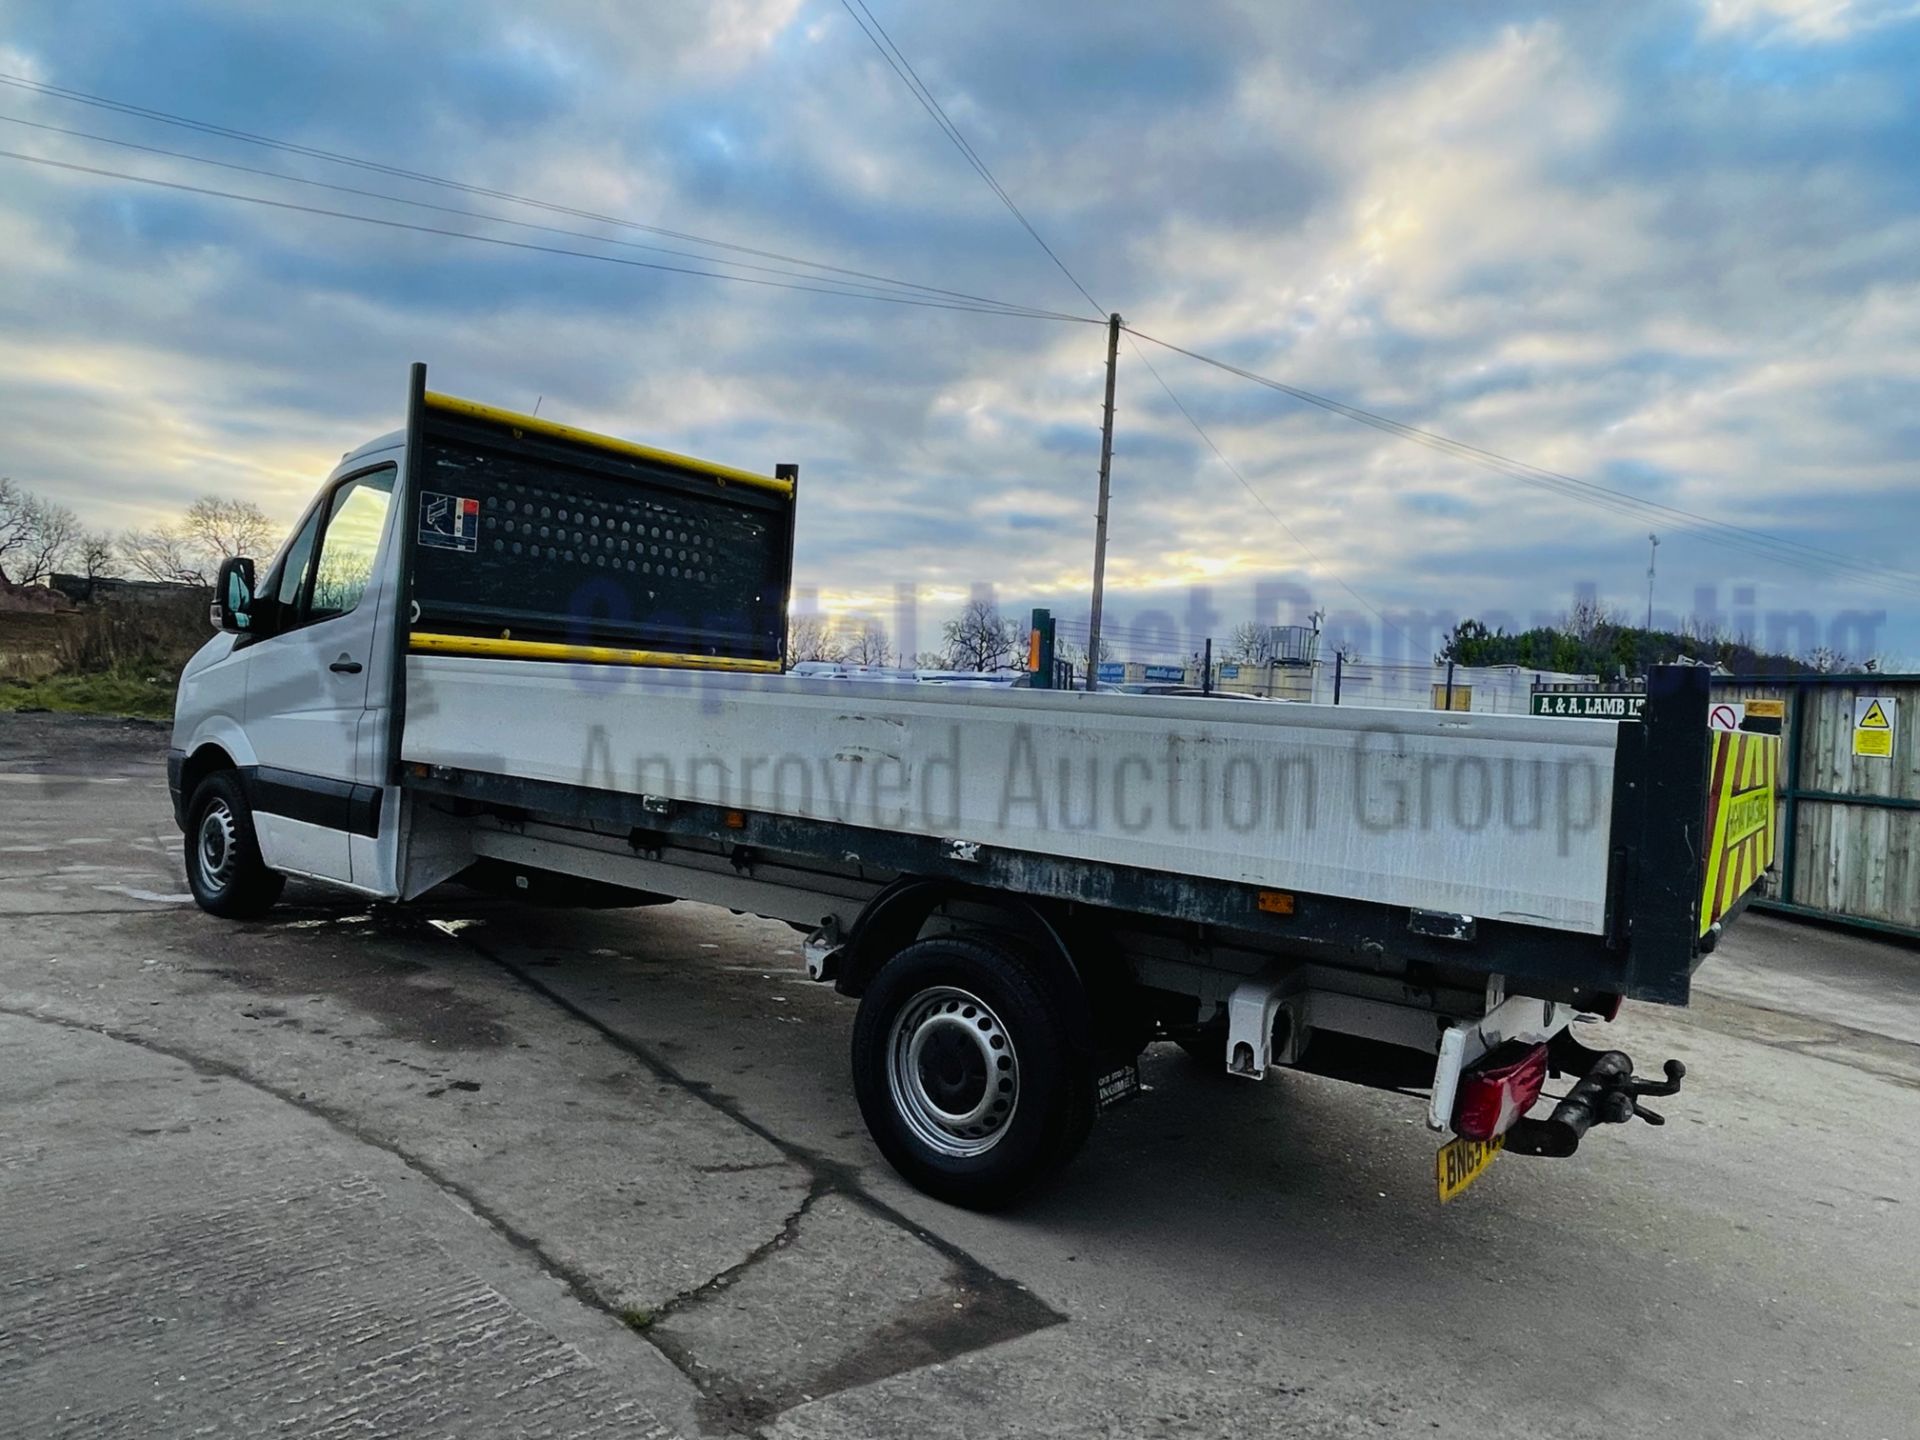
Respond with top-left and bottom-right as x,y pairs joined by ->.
0,1 -> 1914,660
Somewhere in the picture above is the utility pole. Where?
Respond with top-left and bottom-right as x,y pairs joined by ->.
1085,312 -> 1122,690
1645,533 -> 1660,631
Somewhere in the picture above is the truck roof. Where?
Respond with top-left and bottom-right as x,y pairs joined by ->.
339,429 -> 404,469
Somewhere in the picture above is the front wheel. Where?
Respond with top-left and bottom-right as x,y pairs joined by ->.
184,772 -> 285,919
851,935 -> 1094,1210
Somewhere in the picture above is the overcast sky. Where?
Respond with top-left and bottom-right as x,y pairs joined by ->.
1,0 -> 1916,665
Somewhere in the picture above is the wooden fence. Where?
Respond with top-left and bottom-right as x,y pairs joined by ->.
1711,673 -> 1920,940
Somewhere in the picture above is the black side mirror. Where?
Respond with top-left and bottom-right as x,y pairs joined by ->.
212,556 -> 256,633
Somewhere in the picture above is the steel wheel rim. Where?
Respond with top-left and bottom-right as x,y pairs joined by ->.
197,799 -> 237,891
886,985 -> 1019,1158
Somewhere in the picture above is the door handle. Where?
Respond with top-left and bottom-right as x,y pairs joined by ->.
329,655 -> 363,674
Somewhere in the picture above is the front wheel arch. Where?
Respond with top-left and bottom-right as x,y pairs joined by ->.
178,742 -> 237,822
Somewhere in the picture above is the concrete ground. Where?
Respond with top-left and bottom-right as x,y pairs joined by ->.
1,711 -> 1916,1439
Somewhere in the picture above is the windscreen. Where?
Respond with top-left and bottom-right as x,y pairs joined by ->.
409,403 -> 794,664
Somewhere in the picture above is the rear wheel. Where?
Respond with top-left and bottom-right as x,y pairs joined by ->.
184,772 -> 284,919
851,935 -> 1094,1209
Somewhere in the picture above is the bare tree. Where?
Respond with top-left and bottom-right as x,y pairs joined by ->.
0,477 -> 30,583
0,478 -> 80,586
115,494 -> 279,587
1055,634 -> 1112,677
1225,621 -> 1277,665
119,526 -> 210,586
941,597 -> 1020,671
1563,595 -> 1624,642
787,612 -> 845,663
17,499 -> 77,586
75,531 -> 118,583
184,497 -> 275,562
840,619 -> 891,667
1803,644 -> 1848,674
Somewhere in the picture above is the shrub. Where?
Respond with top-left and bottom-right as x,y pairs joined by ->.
54,590 -> 208,677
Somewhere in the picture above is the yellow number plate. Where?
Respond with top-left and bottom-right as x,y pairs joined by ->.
1436,1133 -> 1505,1203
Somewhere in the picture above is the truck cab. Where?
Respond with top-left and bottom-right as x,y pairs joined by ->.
170,432 -> 405,907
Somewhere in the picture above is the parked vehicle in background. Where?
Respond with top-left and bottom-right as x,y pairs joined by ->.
1110,682 -> 1272,700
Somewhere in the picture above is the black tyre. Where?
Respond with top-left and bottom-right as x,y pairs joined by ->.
184,771 -> 285,919
851,935 -> 1094,1210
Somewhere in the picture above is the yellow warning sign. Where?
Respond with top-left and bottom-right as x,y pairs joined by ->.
1854,696 -> 1895,758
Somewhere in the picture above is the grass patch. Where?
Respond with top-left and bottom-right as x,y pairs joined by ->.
617,1305 -> 655,1333
1,593 -> 202,721
0,671 -> 176,721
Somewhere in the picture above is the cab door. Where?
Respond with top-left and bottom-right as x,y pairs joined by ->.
241,463 -> 396,884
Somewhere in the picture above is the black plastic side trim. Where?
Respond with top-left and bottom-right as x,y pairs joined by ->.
166,748 -> 187,828
238,765 -> 383,839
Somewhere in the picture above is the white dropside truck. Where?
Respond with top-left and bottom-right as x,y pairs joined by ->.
169,366 -> 1781,1208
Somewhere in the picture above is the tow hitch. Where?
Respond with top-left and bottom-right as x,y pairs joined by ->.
1504,1031 -> 1686,1159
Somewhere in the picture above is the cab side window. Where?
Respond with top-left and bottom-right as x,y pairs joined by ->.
269,506 -> 323,617
310,469 -> 394,621
257,465 -> 395,636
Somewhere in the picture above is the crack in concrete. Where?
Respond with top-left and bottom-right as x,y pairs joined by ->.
0,1003 -> 681,1407
654,1183 -> 829,1325
433,915 -> 1064,1304
692,1159 -> 798,1175
638,1184 -> 834,1432
424,917 -> 1068,1424
5,894 -> 1065,1435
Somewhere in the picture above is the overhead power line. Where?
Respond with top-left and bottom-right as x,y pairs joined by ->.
0,112 -> 1069,317
840,3 -> 1417,631
0,147 -> 1099,320
1125,326 -> 1920,598
838,0 -> 1105,318
0,70 -> 1083,321
1124,334 -> 1408,642
826,15 -> 1916,604
11,67 -> 1904,602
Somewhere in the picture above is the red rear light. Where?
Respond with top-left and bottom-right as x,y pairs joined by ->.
1453,1042 -> 1549,1141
